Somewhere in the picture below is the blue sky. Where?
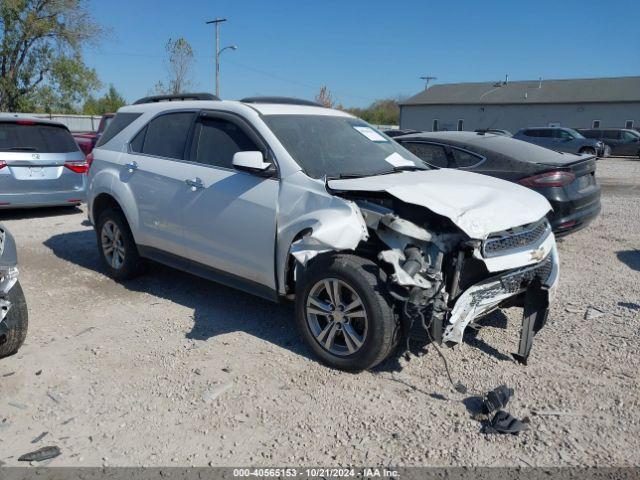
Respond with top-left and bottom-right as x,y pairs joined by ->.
86,0 -> 640,108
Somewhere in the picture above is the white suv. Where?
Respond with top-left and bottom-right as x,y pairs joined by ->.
87,94 -> 559,371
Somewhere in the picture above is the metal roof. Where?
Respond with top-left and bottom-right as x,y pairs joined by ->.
401,76 -> 640,106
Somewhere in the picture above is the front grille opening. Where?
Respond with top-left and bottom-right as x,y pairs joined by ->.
483,219 -> 549,257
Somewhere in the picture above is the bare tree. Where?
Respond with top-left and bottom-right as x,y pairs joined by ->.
154,37 -> 195,94
315,85 -> 334,108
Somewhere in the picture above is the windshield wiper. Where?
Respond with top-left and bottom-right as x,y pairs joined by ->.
6,146 -> 37,151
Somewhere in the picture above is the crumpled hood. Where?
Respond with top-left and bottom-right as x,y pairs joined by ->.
328,169 -> 552,239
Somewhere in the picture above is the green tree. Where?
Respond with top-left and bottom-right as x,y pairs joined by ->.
345,99 -> 401,126
82,85 -> 126,115
154,37 -> 195,95
0,0 -> 102,112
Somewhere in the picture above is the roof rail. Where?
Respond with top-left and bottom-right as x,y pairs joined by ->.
240,96 -> 324,107
133,93 -> 220,105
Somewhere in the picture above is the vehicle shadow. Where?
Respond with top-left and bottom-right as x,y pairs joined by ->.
43,229 -> 313,361
0,206 -> 82,220
616,249 -> 640,272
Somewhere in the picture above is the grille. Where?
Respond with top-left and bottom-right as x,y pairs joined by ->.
483,219 -> 549,257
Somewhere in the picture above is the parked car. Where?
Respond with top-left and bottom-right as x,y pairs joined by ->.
72,113 -> 115,156
395,131 -> 601,236
474,128 -> 512,137
0,117 -> 88,209
513,127 -> 606,156
576,128 -> 640,157
87,94 -> 559,370
382,129 -> 422,138
0,224 -> 28,358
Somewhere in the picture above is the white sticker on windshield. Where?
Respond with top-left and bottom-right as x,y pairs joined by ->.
384,152 -> 414,167
353,126 -> 389,142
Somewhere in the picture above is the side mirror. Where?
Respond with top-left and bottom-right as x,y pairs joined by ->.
232,151 -> 274,176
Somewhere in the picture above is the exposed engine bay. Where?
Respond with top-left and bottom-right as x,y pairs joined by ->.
287,173 -> 559,364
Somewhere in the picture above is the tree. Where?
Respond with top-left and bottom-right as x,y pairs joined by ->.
82,85 -> 126,115
345,99 -> 402,126
314,85 -> 334,108
0,0 -> 102,112
154,37 -> 195,95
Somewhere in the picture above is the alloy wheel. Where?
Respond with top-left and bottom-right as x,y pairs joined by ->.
305,278 -> 368,356
101,220 -> 125,270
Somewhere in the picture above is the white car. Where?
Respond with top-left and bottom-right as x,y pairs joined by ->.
87,94 -> 558,371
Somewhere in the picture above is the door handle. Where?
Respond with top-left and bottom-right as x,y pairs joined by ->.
185,177 -> 204,191
125,161 -> 138,173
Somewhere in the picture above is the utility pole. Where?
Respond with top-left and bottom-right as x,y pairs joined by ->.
206,18 -> 227,97
420,76 -> 437,90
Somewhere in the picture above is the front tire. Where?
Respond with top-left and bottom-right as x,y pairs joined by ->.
0,280 -> 28,358
580,147 -> 596,156
295,254 -> 399,371
96,208 -> 145,280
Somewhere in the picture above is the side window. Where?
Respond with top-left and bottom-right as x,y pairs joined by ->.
192,118 -> 259,169
603,130 -> 621,140
621,131 -> 637,142
403,142 -> 449,168
524,129 -> 539,137
95,112 -> 142,148
451,148 -> 483,168
141,112 -> 195,159
130,126 -> 147,153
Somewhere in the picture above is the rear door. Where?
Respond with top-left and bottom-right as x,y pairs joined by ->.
602,130 -> 623,155
124,111 -> 196,256
0,120 -> 86,199
178,111 -> 279,291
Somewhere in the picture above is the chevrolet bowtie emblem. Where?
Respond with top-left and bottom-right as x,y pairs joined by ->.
530,247 -> 545,262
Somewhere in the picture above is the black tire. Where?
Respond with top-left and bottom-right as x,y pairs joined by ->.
95,208 -> 145,280
295,254 -> 399,371
0,280 -> 28,358
580,147 -> 596,156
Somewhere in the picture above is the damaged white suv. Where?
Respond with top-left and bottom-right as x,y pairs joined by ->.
87,94 -> 558,371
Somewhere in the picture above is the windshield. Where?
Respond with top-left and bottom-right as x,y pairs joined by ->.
264,115 -> 427,179
565,128 -> 585,139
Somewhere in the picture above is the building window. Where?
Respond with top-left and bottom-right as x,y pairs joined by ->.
592,120 -> 600,128
457,119 -> 464,131
625,120 -> 634,129
432,119 -> 439,132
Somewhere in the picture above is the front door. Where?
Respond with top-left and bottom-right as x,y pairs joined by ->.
178,112 -> 279,291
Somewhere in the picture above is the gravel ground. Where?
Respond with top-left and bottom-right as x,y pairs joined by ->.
0,158 -> 638,467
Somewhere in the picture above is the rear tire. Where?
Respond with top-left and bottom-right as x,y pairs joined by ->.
96,208 -> 145,280
295,254 -> 399,371
0,281 -> 28,358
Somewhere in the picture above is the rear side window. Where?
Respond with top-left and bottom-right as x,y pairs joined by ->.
192,118 -> 258,169
0,122 -> 78,153
451,148 -> 483,168
580,130 -> 599,139
140,112 -> 195,159
403,142 -> 449,168
603,130 -> 621,140
523,129 -> 539,137
96,113 -> 142,148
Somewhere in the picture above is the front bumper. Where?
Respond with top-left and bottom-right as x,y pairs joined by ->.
442,244 -> 559,362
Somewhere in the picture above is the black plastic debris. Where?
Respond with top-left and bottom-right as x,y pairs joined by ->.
31,431 -> 48,444
483,385 -> 514,414
482,411 -> 530,435
18,446 -> 61,462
